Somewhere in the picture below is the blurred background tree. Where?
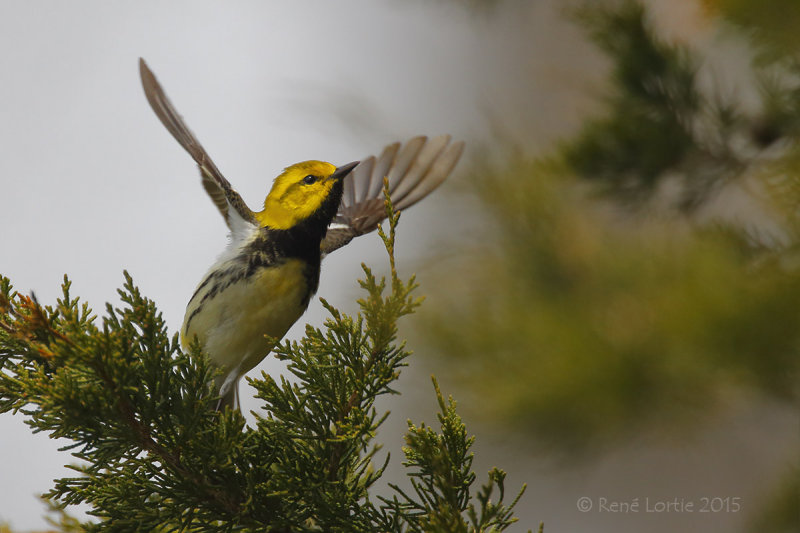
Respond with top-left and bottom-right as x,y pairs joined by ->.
415,1 -> 799,531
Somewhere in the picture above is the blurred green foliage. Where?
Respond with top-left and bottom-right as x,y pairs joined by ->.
420,158 -> 800,450
705,0 -> 800,54
749,463 -> 800,533
419,0 -> 800,454
566,2 -> 700,202
420,5 -> 799,532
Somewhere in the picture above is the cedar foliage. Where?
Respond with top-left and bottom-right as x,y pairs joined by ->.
0,199 -> 529,532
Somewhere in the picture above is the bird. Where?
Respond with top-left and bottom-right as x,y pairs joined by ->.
139,58 -> 464,409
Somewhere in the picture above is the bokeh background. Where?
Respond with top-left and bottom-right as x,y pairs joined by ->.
1,1 -> 797,531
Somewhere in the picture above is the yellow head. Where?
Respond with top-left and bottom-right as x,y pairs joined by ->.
255,160 -> 357,230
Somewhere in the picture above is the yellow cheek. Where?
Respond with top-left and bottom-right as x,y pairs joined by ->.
258,182 -> 333,229
289,181 -> 333,210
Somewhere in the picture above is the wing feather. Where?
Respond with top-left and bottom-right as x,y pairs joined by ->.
139,58 -> 256,231
321,135 -> 464,256
388,134 -> 451,206
394,140 -> 464,210
386,136 -> 427,192
366,142 -> 401,200
352,155 -> 375,204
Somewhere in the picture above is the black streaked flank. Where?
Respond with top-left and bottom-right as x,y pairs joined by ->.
184,179 -> 344,334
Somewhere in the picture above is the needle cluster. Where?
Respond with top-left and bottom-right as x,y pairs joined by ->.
0,192 -> 529,532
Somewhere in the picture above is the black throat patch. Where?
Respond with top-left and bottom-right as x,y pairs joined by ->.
183,179 -> 345,333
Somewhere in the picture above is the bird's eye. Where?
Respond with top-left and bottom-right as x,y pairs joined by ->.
302,175 -> 317,185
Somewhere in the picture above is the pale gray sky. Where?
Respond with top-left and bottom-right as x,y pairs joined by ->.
2,2 -> 796,532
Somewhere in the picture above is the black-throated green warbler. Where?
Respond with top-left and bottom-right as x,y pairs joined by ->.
139,59 -> 463,409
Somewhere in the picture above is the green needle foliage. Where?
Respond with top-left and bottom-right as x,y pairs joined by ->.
708,0 -> 800,56
0,196 -> 529,532
421,159 -> 800,450
419,0 -> 800,529
421,0 -> 800,453
382,378 -> 526,533
567,1 -> 701,203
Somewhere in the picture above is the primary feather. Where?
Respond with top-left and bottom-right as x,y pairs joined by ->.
325,135 -> 464,253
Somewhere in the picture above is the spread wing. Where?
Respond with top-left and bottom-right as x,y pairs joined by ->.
139,58 -> 256,233
140,59 -> 464,249
321,135 -> 465,255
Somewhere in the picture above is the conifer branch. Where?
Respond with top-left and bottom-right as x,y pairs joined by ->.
0,185 -> 530,530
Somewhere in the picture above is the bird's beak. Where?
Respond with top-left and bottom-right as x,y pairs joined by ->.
330,161 -> 359,182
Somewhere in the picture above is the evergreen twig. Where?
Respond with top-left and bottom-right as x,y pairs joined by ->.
0,180 -> 530,531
